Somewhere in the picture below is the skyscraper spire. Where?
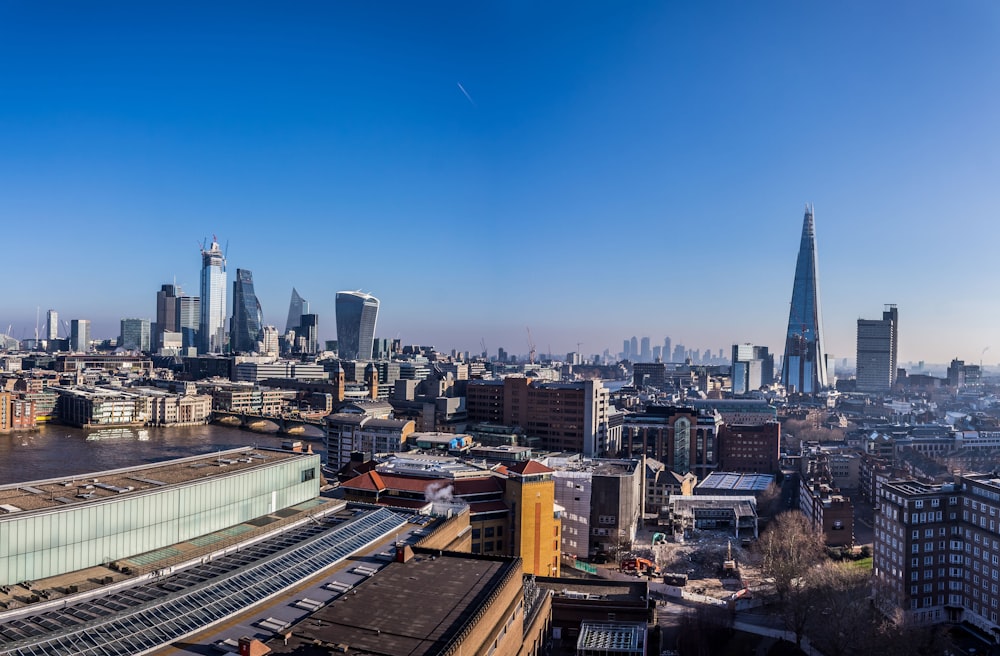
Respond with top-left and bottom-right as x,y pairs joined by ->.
781,204 -> 828,394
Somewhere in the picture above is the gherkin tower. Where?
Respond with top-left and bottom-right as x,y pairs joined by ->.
781,204 -> 828,394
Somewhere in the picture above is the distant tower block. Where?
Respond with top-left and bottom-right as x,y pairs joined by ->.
781,205 -> 828,395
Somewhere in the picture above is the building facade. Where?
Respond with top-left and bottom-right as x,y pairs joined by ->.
856,304 -> 899,393
0,448 -> 320,587
781,204 -> 828,394
69,319 -> 91,353
198,237 -> 227,354
230,268 -> 263,354
335,291 -> 379,360
119,318 -> 151,352
467,378 -> 612,456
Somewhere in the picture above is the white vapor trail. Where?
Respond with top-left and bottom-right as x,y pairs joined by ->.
457,82 -> 476,106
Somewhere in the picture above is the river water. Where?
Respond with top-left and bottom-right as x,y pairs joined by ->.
0,424 -> 323,485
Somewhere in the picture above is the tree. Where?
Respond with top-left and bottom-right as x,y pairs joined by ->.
754,510 -> 825,603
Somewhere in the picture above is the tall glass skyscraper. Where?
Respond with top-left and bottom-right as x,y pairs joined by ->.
230,268 -> 263,353
285,287 -> 308,334
199,237 -> 227,354
781,205 -> 828,395
335,291 -> 379,360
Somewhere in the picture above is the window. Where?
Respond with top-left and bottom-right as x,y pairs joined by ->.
301,467 -> 316,482
485,527 -> 495,538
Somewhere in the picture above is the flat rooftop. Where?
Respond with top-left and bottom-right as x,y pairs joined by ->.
267,549 -> 519,655
0,447 -> 312,516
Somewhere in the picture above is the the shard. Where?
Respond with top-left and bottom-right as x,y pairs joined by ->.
781,204 -> 828,394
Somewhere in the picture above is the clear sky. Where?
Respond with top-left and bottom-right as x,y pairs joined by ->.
1,2 -> 998,365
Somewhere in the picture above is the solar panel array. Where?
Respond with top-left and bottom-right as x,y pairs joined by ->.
0,507 -> 405,656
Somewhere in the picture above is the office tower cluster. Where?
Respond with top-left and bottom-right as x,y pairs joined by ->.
621,335 -> 726,366
138,238 -> 382,358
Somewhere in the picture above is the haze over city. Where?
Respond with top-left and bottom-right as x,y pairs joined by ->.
2,2 -> 999,363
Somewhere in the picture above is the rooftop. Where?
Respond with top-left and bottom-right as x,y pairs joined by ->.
267,549 -> 520,655
0,447 -> 311,516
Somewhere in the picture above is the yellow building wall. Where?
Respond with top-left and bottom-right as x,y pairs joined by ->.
505,477 -> 561,577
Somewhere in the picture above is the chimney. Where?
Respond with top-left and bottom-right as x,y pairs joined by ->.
395,543 -> 415,563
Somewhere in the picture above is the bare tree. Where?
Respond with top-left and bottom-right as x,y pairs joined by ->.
754,510 -> 825,603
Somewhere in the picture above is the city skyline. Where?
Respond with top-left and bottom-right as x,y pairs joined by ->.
1,3 -> 999,363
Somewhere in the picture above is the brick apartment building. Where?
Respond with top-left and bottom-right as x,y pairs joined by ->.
874,474 -> 1000,634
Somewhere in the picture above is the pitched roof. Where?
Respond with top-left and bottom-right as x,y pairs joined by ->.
507,460 -> 554,476
341,470 -> 387,493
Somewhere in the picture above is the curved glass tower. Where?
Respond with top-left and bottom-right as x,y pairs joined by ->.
335,291 -> 379,360
781,205 -> 828,395
199,237 -> 227,354
231,268 -> 263,353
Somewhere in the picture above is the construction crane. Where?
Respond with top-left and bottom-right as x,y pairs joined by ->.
526,326 -> 536,365
480,338 -> 488,359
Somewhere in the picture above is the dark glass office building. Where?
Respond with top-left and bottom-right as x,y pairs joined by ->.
335,291 -> 379,360
231,268 -> 263,353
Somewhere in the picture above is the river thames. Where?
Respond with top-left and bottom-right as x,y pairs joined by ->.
0,424 -> 325,485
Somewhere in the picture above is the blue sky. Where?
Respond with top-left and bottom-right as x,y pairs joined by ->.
1,2 -> 998,365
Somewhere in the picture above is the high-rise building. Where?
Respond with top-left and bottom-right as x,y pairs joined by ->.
119,318 -> 151,352
639,337 -> 651,363
856,305 -> 898,392
198,237 -> 227,354
298,313 -> 319,355
69,319 -> 90,353
629,336 -> 639,362
672,344 -> 685,363
731,343 -> 775,394
781,204 -> 828,394
335,291 -> 379,360
622,339 -> 630,361
285,287 -> 308,335
45,310 -> 58,341
154,284 -> 181,350
230,268 -> 263,354
177,296 -> 200,350
663,337 -> 672,362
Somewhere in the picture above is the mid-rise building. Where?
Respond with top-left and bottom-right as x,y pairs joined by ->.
731,343 -> 774,394
45,309 -> 58,342
718,422 -> 781,474
621,405 -> 721,477
781,204 -> 828,394
546,456 -> 643,560
856,305 -> 899,393
154,284 -> 181,350
335,291 -> 379,360
298,313 -> 319,355
467,378 -> 612,456
119,318 -> 151,352
326,413 -> 416,468
69,319 -> 91,353
177,294 -> 200,350
198,236 -> 227,354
